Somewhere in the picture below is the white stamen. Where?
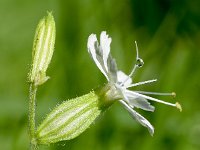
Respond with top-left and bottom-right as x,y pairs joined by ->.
127,79 -> 157,88
120,41 -> 143,86
127,91 -> 177,107
134,91 -> 175,96
129,64 -> 137,78
135,41 -> 139,59
129,41 -> 141,77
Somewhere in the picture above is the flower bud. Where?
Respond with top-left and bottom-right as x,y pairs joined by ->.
36,92 -> 101,144
29,12 -> 56,86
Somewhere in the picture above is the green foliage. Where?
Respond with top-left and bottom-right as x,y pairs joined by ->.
0,0 -> 200,150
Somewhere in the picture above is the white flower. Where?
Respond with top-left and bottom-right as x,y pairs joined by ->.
87,31 -> 182,135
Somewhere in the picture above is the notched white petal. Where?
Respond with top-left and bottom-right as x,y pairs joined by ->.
125,90 -> 155,111
120,100 -> 154,136
87,34 -> 99,66
87,34 -> 97,52
117,71 -> 132,86
87,32 -> 116,82
127,96 -> 155,112
87,34 -> 109,80
100,31 -> 112,73
107,55 -> 118,83
131,108 -> 154,136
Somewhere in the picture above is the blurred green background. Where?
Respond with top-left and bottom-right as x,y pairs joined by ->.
0,0 -> 200,149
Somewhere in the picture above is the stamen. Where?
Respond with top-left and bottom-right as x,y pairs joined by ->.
128,41 -> 143,78
127,79 -> 157,88
120,41 -> 144,86
128,64 -> 137,78
134,91 -> 176,97
127,91 -> 181,110
129,41 -> 144,77
135,41 -> 139,59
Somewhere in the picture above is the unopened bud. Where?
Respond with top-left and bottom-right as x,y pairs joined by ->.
29,12 -> 56,86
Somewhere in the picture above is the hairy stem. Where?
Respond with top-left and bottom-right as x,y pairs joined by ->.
29,83 -> 37,149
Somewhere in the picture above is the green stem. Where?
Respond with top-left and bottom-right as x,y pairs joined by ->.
29,83 -> 37,149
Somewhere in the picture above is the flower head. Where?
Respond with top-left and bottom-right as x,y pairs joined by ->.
87,31 -> 182,135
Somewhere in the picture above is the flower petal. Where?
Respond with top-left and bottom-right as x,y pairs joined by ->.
127,90 -> 177,107
88,32 -> 119,82
87,34 -> 109,80
120,100 -> 154,136
107,55 -> 118,83
100,31 -> 111,73
117,71 -> 132,86
125,90 -> 155,111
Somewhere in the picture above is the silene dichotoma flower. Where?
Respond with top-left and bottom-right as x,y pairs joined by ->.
36,31 -> 182,145
87,31 -> 182,135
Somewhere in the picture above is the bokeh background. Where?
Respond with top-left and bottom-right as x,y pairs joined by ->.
0,0 -> 200,149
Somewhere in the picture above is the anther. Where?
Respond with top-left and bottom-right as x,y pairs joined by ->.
172,92 -> 176,98
175,102 -> 182,112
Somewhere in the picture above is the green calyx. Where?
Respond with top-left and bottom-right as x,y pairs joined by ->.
36,91 -> 101,144
95,84 -> 122,110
